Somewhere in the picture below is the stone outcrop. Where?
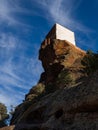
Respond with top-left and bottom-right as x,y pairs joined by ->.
2,38 -> 98,130
0,125 -> 15,130
39,39 -> 85,84
25,39 -> 86,102
12,71 -> 98,130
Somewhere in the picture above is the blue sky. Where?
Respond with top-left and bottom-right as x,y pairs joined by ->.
0,0 -> 98,110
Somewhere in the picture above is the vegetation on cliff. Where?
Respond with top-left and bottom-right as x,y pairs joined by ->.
0,103 -> 9,128
56,69 -> 75,88
2,39 -> 98,130
82,50 -> 98,74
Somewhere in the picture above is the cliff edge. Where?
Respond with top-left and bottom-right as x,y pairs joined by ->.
1,38 -> 98,130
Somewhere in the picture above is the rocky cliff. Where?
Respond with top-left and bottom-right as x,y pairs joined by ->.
25,39 -> 86,102
1,39 -> 98,130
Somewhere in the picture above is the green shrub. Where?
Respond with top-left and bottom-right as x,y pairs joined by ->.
56,69 -> 75,87
32,83 -> 45,95
82,50 -> 98,74
0,103 -> 9,127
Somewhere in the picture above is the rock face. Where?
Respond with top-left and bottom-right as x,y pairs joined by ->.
6,38 -> 98,130
0,125 -> 15,130
25,39 -> 86,102
39,39 -> 85,84
12,71 -> 98,130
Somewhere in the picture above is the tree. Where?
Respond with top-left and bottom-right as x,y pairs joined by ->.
0,102 -> 9,128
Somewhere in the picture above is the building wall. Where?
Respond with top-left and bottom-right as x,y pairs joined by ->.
56,24 -> 76,45
46,23 -> 76,45
46,25 -> 56,39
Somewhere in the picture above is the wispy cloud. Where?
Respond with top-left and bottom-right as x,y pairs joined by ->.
0,33 -> 17,48
0,0 -> 33,28
0,0 -> 19,25
0,32 -> 43,108
0,0 -> 92,33
0,0 -> 97,109
0,53 -> 43,108
0,87 -> 25,110
32,0 -> 91,33
31,0 -> 96,51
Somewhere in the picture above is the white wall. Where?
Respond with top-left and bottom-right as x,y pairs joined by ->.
56,24 -> 76,45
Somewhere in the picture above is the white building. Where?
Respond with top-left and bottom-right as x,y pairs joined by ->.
46,23 -> 76,45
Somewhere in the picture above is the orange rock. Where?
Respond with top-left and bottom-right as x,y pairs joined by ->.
0,125 -> 15,130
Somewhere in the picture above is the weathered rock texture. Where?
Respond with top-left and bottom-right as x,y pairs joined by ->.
0,125 -> 15,130
2,39 -> 98,130
39,39 -> 85,84
25,39 -> 86,103
13,71 -> 98,130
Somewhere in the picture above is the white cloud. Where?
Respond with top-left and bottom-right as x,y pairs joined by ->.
0,0 -> 17,25
35,0 -> 96,51
0,59 -> 43,108
0,33 -> 17,48
0,90 -> 24,111
0,54 -> 43,108
0,0 -> 93,34
0,32 -> 43,108
32,0 -> 91,33
0,0 -> 96,109
0,0 -> 92,34
0,0 -> 33,27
